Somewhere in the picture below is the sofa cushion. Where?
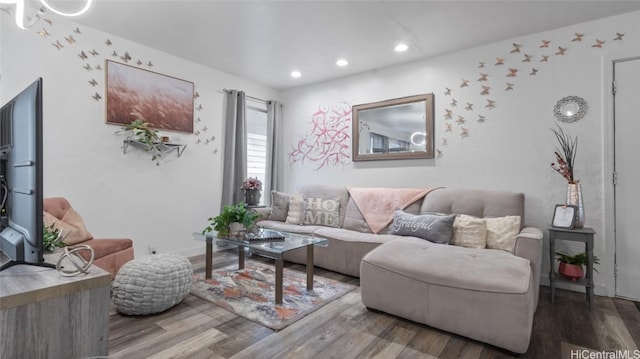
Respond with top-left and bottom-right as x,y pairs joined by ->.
43,208 -> 93,245
421,188 -> 524,223
257,220 -> 323,235
486,216 -> 521,252
77,238 -> 133,261
285,194 -> 305,224
298,185 -> 350,227
269,191 -> 291,222
391,210 -> 455,244
450,214 -> 487,249
303,196 -> 340,227
362,236 -> 531,294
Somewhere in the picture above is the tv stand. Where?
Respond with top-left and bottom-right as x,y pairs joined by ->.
0,262 -> 110,358
0,259 -> 56,271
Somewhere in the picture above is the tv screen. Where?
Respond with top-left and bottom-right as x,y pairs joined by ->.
0,78 -> 50,271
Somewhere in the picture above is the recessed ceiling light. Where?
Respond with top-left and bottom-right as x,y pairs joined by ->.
290,70 -> 302,78
336,59 -> 349,67
395,43 -> 409,52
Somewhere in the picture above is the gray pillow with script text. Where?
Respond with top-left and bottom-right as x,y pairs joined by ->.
391,210 -> 456,244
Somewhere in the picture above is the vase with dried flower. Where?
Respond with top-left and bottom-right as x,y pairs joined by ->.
241,177 -> 263,206
551,125 -> 584,228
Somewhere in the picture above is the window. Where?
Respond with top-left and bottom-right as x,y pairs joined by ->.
246,100 -> 268,204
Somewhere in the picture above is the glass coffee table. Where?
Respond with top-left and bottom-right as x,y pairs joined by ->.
194,229 -> 328,304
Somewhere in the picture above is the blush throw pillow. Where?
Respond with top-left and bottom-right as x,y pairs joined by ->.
43,208 -> 93,245
285,194 -> 305,225
270,191 -> 291,222
451,214 -> 487,249
303,197 -> 340,227
485,216 -> 521,252
391,210 -> 456,244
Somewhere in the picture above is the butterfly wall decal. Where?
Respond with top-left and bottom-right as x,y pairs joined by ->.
444,87 -> 452,96
460,79 -> 470,88
507,68 -> 518,77
465,103 -> 473,111
89,49 -> 99,56
64,35 -> 75,44
444,109 -> 452,120
105,39 -> 112,46
441,137 -> 448,146
88,79 -> 98,87
73,27 -> 81,34
37,28 -> 50,37
477,115 -> 486,123
43,18 -> 52,26
495,57 -> 505,65
478,73 -> 488,82
83,63 -> 92,71
540,40 -> 551,48
555,47 -> 567,55
614,32 -> 625,41
120,52 -> 132,62
111,51 -> 118,58
530,68 -> 539,76
592,39 -> 605,48
460,127 -> 470,138
445,123 -> 452,132
480,85 -> 491,95
485,99 -> 496,109
92,93 -> 102,101
505,83 -> 514,91
78,51 -> 88,60
52,40 -> 63,50
510,43 -> 523,53
456,116 -> 465,124
437,149 -> 443,158
478,61 -> 485,68
450,98 -> 458,107
541,55 -> 549,62
572,33 -> 584,42
522,54 -> 533,62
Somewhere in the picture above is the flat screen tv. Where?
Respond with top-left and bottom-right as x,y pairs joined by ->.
0,78 -> 53,271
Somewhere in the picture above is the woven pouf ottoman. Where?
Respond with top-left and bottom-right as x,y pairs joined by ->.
112,253 -> 192,315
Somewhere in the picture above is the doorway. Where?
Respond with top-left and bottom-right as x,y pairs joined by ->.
613,57 -> 640,301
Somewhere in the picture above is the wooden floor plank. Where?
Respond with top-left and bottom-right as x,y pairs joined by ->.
107,252 -> 640,359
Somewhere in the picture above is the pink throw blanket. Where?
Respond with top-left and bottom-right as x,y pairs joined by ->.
347,187 -> 436,234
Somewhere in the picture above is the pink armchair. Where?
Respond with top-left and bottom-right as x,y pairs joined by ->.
43,197 -> 134,279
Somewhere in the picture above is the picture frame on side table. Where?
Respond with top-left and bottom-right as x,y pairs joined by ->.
551,204 -> 578,229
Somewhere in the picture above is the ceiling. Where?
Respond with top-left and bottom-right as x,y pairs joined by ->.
65,0 -> 640,90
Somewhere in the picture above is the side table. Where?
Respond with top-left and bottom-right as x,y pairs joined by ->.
548,226 -> 595,310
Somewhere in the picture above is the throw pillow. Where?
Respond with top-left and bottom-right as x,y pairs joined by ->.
391,210 -> 456,244
303,196 -> 340,227
43,208 -> 93,245
451,214 -> 487,249
270,191 -> 291,222
485,216 -> 521,252
285,194 -> 305,225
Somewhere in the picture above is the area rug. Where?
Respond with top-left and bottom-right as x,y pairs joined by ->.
190,261 -> 356,330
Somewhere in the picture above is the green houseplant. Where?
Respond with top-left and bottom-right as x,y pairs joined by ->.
202,202 -> 259,237
122,119 -> 163,165
555,251 -> 600,281
43,223 -> 65,253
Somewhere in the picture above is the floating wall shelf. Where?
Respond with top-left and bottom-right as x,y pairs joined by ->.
122,139 -> 187,158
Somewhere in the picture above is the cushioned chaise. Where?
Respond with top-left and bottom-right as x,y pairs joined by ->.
361,236 -> 536,353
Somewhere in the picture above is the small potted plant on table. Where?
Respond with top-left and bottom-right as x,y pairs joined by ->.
555,251 -> 599,281
202,202 -> 259,238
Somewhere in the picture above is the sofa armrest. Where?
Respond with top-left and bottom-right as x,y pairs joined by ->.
252,207 -> 271,221
513,226 -> 543,307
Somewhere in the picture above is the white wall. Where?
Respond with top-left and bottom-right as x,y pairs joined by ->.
280,10 -> 640,295
0,13 -> 279,257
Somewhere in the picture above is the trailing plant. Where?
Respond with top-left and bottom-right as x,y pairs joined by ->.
43,223 -> 65,253
122,119 -> 163,165
555,251 -> 600,273
202,202 -> 259,237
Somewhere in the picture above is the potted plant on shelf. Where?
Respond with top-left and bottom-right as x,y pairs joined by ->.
121,119 -> 164,165
555,251 -> 600,281
241,177 -> 263,206
202,202 -> 259,238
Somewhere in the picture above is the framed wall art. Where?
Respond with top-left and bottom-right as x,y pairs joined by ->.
106,60 -> 194,133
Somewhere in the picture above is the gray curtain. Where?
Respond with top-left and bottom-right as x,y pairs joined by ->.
220,90 -> 247,210
264,100 -> 283,205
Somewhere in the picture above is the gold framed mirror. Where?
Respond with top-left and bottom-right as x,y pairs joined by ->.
352,94 -> 434,161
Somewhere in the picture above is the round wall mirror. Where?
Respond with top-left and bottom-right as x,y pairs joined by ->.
554,96 -> 588,123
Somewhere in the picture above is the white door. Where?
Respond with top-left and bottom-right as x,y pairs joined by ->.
614,57 -> 640,301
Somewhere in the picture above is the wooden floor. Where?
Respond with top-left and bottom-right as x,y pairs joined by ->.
108,249 -> 640,359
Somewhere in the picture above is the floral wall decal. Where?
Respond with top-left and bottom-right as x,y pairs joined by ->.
289,101 -> 353,170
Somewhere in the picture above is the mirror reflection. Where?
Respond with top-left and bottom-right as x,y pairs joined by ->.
352,94 -> 434,161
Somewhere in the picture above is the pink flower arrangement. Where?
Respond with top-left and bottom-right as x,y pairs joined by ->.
241,177 -> 262,191
551,125 -> 578,183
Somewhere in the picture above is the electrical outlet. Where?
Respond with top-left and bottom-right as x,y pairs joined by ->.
148,245 -> 157,255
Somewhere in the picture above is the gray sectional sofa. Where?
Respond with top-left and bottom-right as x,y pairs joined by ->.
256,185 -> 543,354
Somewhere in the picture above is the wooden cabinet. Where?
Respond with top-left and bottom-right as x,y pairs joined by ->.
0,263 -> 110,358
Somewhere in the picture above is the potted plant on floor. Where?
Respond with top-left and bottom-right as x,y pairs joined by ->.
555,251 -> 600,281
202,202 -> 259,237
